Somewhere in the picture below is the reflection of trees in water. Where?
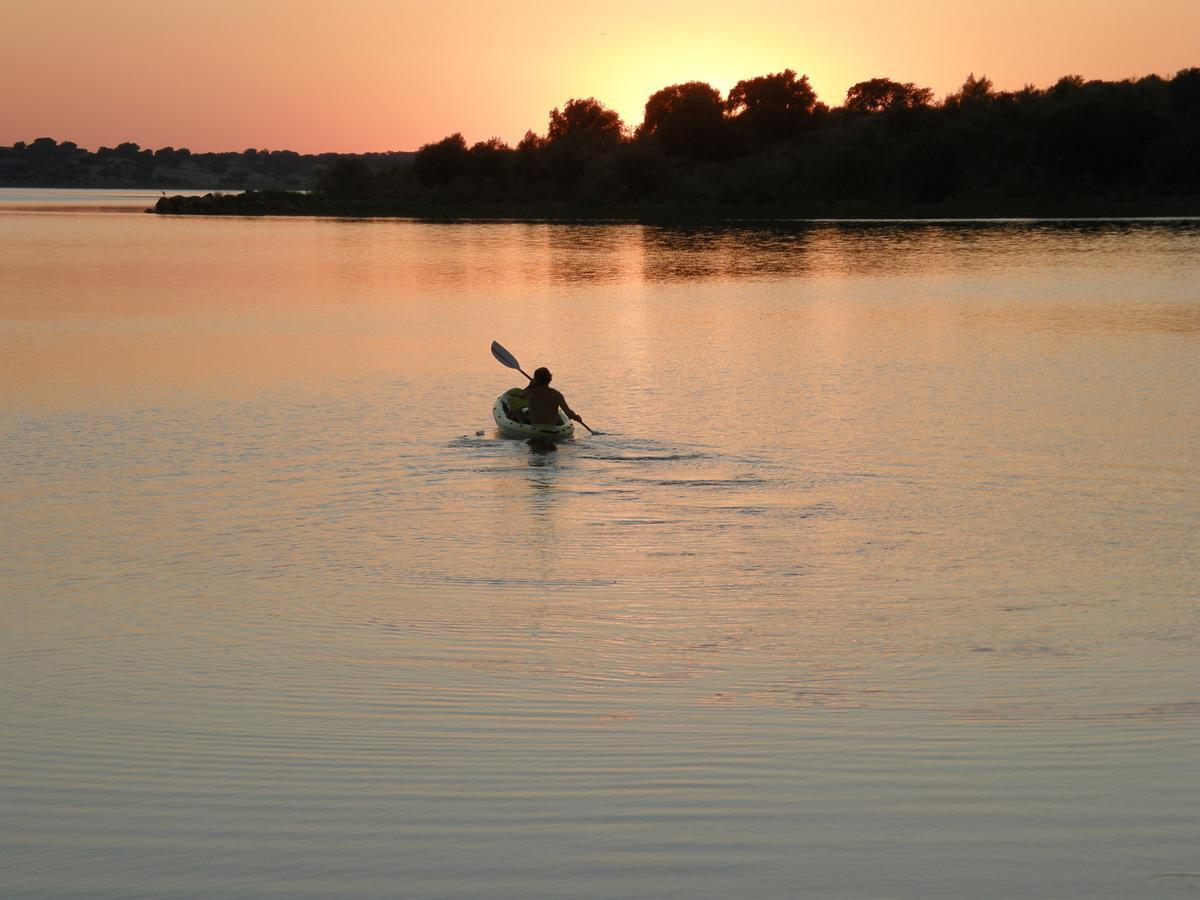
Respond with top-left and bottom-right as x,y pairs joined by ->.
344,218 -> 1200,294
637,224 -> 974,281
217,213 -> 1200,307
640,226 -> 812,281
542,225 -> 642,284
636,221 -> 1200,283
374,222 -> 640,289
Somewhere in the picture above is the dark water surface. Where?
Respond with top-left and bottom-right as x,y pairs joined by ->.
2,190 -> 1198,898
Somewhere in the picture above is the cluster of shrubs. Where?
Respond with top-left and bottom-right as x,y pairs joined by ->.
153,190 -> 314,215
316,67 -> 1200,211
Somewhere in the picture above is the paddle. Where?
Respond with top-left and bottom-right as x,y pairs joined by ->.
490,340 -> 532,382
490,340 -> 600,434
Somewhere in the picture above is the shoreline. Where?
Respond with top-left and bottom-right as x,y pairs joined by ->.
149,190 -> 1200,223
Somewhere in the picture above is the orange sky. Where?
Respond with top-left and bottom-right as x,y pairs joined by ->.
2,0 -> 1197,153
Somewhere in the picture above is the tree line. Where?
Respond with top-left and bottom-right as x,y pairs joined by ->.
20,65 -> 1195,215
331,68 -> 1199,213
0,138 -> 411,190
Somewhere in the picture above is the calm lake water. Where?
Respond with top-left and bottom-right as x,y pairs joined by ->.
2,188 -> 1198,898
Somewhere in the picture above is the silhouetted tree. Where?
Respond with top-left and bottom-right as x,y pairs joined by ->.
946,73 -> 995,110
315,157 -> 375,199
546,98 -> 625,148
1037,76 -> 1171,187
845,78 -> 933,113
538,99 -> 626,197
726,69 -> 823,143
264,149 -> 300,177
638,81 -> 729,159
516,131 -> 543,153
1050,74 -> 1086,98
467,137 -> 512,183
513,130 -> 547,185
413,133 -> 469,185
1170,67 -> 1200,119
28,137 -> 60,154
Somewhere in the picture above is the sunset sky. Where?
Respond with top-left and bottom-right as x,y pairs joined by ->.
3,0 -> 1197,154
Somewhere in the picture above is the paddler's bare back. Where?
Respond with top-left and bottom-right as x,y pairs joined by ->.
525,382 -> 577,425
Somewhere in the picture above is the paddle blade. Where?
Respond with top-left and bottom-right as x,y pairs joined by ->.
490,341 -> 521,371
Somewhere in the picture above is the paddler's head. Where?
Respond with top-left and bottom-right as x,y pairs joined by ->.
533,367 -> 552,385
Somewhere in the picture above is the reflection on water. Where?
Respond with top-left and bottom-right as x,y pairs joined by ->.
1,194 -> 1199,899
636,219 -> 1200,283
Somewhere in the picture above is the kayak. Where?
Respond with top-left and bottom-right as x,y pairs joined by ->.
493,388 -> 575,441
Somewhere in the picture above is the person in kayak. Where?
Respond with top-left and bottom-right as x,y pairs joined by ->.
524,366 -> 581,426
